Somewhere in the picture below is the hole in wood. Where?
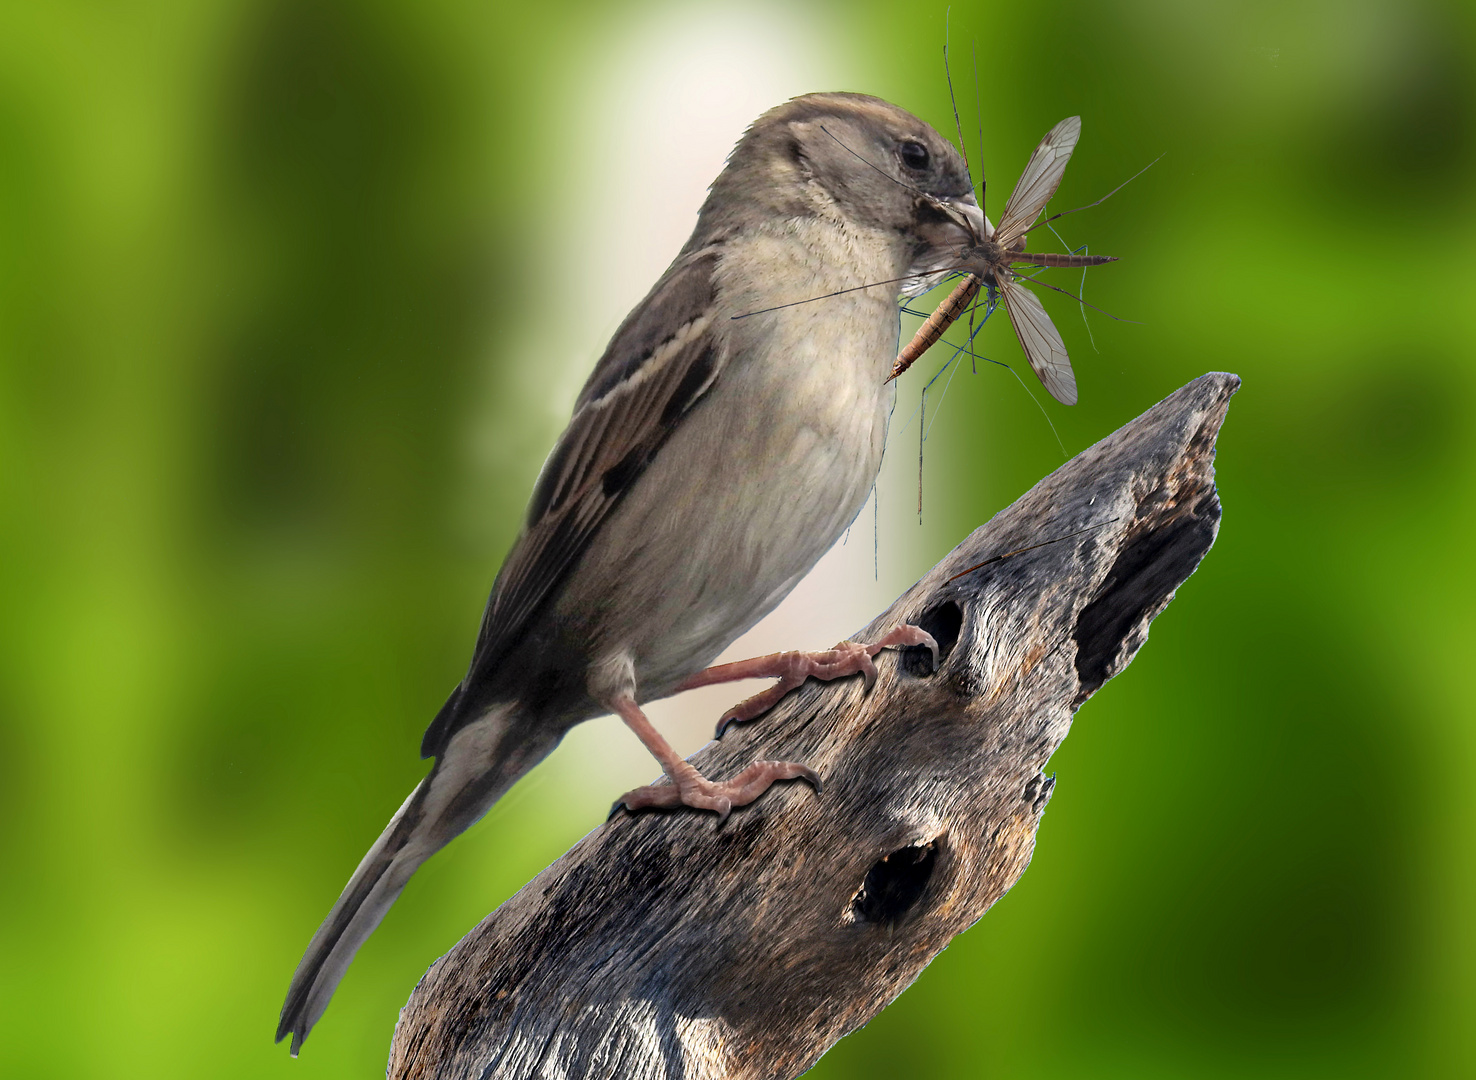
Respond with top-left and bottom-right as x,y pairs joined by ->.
1072,497 -> 1219,703
901,601 -> 962,676
1022,771 -> 1056,812
847,838 -> 942,925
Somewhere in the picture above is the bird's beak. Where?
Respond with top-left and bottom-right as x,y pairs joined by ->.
942,193 -> 988,245
902,191 -> 990,297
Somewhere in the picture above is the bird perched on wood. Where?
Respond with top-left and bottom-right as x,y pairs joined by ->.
277,91 -> 983,1054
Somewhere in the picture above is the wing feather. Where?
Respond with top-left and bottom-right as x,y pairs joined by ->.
996,116 -> 1081,247
483,317 -> 719,665
1001,277 -> 1077,406
421,249 -> 725,757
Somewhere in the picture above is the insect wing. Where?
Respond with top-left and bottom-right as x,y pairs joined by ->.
1001,278 -> 1077,405
995,117 -> 1081,248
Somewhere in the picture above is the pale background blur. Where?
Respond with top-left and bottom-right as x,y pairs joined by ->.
1,0 -> 1473,1076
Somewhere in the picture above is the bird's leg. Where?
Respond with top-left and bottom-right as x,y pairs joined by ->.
679,624 -> 939,737
610,696 -> 820,821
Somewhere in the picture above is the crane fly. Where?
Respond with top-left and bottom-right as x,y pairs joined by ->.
891,116 -> 1116,406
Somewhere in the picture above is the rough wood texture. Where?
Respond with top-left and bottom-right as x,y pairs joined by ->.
389,372 -> 1238,1080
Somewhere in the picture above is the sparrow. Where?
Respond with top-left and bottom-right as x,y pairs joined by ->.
278,91 -> 984,1054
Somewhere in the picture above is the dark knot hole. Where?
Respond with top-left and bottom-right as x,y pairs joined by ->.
901,601 -> 963,677
849,838 -> 941,925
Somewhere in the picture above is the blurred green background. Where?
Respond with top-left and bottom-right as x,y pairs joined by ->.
2,0 -> 1473,1076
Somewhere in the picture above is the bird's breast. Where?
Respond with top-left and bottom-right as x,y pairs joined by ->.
559,228 -> 904,698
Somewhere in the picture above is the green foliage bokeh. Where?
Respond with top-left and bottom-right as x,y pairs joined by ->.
1,0 -> 1473,1076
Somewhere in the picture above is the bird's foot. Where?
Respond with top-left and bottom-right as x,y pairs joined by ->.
613,758 -> 821,823
678,624 -> 938,737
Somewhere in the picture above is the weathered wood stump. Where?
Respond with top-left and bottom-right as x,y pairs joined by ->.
388,372 -> 1238,1080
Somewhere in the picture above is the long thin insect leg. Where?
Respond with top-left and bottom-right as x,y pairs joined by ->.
1027,276 -> 1140,322
819,126 -> 955,210
966,298 -> 992,352
973,40 -> 984,206
996,354 -> 1068,459
1037,154 -> 1163,228
918,384 -> 925,521
897,334 -> 967,439
924,334 -> 967,442
951,330 -> 1068,459
1078,257 -> 1098,349
1039,204 -> 1079,260
906,288 -> 1087,502
918,330 -> 972,441
946,519 -> 1120,584
966,290 -> 982,374
942,13 -> 971,183
913,298 -> 995,509
731,268 -> 972,320
916,330 -> 975,519
1040,221 -> 1090,265
897,330 -> 968,522
1076,254 -> 1097,350
1044,219 -> 1099,352
818,123 -> 990,256
903,292 -> 1065,463
950,295 -> 1068,460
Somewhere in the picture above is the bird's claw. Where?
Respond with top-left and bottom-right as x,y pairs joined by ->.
712,624 -> 938,736
614,760 -> 821,823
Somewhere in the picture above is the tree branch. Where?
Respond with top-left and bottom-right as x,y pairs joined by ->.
389,372 -> 1239,1080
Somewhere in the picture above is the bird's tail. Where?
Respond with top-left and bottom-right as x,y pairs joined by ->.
276,701 -> 557,1055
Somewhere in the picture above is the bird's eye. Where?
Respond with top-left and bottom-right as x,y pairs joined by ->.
899,141 -> 930,171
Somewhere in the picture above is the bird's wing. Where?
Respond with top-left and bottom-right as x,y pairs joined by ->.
995,116 -> 1081,248
1001,277 -> 1077,406
421,248 -> 727,757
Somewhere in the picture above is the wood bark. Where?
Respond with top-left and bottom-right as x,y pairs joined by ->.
389,372 -> 1238,1080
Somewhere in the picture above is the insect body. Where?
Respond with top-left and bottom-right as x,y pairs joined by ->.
890,116 -> 1116,406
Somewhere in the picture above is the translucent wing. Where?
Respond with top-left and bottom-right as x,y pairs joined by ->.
1001,277 -> 1077,405
995,116 -> 1081,248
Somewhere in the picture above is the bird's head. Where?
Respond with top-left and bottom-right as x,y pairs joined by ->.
697,92 -> 984,293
